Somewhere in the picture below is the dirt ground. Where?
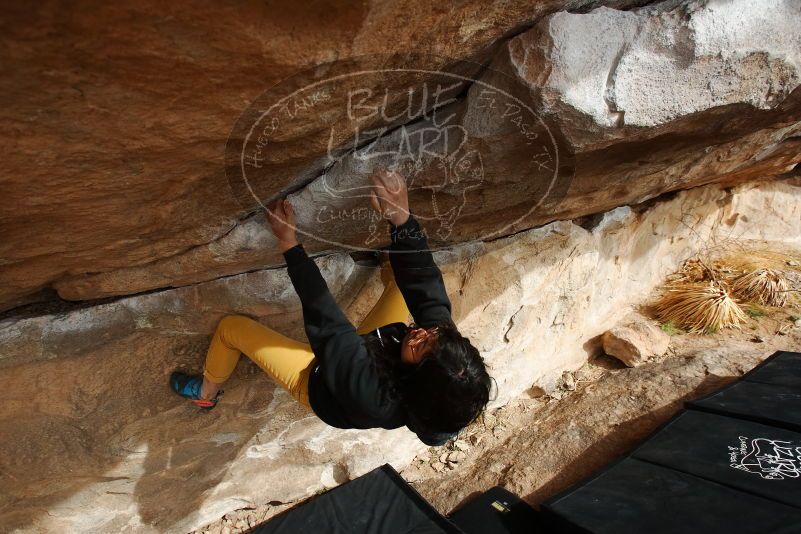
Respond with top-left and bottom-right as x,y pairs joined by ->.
193,253 -> 801,534
407,321 -> 801,514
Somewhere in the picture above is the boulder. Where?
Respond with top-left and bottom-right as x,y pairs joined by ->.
2,0 -> 801,308
2,0 -> 801,530
602,314 -> 671,367
510,0 -> 801,151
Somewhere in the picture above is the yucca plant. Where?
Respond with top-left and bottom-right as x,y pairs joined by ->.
654,281 -> 748,334
731,268 -> 789,308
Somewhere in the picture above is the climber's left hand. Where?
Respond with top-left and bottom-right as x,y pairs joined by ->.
266,198 -> 299,252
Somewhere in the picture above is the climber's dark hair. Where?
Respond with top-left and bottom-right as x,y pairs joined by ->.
368,320 -> 493,434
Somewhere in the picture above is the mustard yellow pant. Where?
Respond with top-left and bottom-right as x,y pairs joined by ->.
203,262 -> 410,408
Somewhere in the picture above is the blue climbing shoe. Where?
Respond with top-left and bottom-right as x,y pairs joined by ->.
170,371 -> 222,410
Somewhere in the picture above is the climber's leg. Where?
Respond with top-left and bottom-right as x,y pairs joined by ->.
356,260 -> 412,335
201,315 -> 316,407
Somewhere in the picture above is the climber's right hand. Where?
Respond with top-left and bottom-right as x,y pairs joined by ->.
266,198 -> 299,252
369,168 -> 410,226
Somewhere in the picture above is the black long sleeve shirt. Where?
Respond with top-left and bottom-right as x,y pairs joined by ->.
281,212 -> 457,446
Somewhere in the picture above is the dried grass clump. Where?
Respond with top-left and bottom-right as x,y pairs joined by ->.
731,268 -> 789,307
654,281 -> 748,334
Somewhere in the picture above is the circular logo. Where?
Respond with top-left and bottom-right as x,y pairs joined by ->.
225,54 -> 573,253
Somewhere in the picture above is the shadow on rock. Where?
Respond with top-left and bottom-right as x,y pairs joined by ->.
0,331 -> 281,532
522,372 -> 738,507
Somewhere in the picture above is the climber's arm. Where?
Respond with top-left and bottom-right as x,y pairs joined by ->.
282,244 -> 362,358
268,198 -> 363,365
387,212 -> 453,328
283,244 -> 388,412
268,197 -> 386,413
367,169 -> 453,328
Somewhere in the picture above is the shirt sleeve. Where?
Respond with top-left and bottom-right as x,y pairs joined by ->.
387,212 -> 453,328
282,244 -> 386,414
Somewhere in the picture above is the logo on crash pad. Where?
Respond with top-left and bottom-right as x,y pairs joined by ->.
728,435 -> 801,480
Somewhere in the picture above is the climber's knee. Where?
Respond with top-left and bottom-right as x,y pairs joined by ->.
216,314 -> 252,339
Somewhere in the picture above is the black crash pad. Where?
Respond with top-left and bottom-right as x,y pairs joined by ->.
542,457 -> 801,534
632,410 -> 801,509
252,464 -> 462,534
687,380 -> 801,432
742,351 -> 801,388
447,486 -> 543,534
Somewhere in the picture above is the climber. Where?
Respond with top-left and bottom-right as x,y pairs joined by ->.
169,168 -> 493,446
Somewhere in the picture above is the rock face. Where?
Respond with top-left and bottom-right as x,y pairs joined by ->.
3,0 -> 801,531
0,0 -> 650,311
1,177 -> 799,533
512,0 -> 801,149
602,314 -> 671,367
2,0 -> 801,309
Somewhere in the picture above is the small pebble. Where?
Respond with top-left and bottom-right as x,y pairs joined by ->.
483,413 -> 497,428
562,372 -> 576,391
447,451 -> 467,464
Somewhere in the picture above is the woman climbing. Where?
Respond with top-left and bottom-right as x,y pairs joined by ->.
170,169 -> 493,445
